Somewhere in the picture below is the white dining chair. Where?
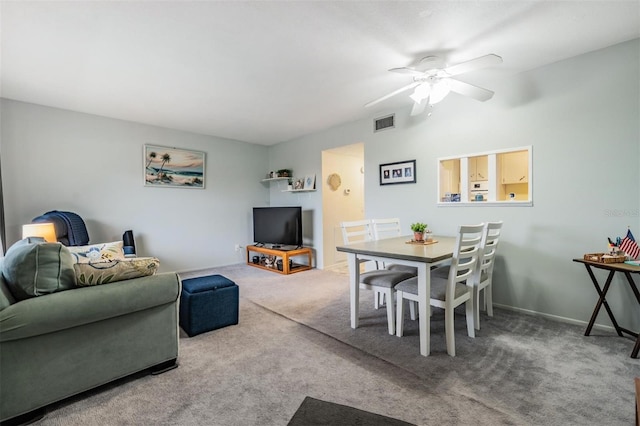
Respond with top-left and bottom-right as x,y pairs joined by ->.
371,218 -> 419,275
431,221 -> 503,330
395,223 -> 484,356
472,221 -> 503,330
340,220 -> 415,335
370,218 -> 418,315
340,219 -> 383,307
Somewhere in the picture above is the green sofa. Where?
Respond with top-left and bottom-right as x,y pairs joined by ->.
0,257 -> 181,422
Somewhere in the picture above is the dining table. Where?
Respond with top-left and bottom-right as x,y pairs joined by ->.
336,235 -> 457,356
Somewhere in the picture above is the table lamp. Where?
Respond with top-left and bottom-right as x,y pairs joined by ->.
22,223 -> 57,242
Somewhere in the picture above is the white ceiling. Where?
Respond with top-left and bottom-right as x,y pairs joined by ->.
1,1 -> 639,145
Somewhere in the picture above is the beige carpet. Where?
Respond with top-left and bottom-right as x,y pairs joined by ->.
29,264 -> 637,425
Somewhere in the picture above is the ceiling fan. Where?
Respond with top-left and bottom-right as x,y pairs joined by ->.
365,54 -> 503,116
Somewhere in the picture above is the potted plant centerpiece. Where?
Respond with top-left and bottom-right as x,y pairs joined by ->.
410,222 -> 428,242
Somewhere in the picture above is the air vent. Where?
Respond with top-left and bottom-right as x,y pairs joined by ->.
374,114 -> 395,132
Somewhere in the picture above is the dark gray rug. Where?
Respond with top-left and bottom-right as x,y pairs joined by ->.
288,397 -> 416,426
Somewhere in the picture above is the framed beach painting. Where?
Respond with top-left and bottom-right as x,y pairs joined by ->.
144,145 -> 205,188
379,159 -> 416,185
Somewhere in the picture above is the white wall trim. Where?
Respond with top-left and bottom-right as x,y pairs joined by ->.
493,303 -> 616,333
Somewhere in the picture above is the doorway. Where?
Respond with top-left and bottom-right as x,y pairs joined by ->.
321,143 -> 365,270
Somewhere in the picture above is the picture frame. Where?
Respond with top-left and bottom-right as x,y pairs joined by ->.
144,144 -> 205,189
303,174 -> 316,190
379,160 -> 416,185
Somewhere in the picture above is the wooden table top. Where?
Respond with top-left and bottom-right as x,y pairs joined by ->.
337,235 -> 457,264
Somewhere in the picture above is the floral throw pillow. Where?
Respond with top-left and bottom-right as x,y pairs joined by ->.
74,257 -> 159,286
67,241 -> 125,264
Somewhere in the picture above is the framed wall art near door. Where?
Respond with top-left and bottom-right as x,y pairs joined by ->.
379,159 -> 416,185
144,145 -> 205,189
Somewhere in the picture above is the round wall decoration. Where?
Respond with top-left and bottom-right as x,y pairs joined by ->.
327,173 -> 341,191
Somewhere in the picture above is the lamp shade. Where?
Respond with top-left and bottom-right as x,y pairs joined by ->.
22,223 -> 57,242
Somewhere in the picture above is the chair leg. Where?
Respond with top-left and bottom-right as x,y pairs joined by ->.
445,305 -> 456,357
466,299 -> 475,338
474,287 -> 481,331
486,284 -> 493,317
396,292 -> 405,337
385,289 -> 395,335
409,300 -> 417,320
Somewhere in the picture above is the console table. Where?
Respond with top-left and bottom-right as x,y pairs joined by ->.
246,245 -> 312,275
573,258 -> 640,358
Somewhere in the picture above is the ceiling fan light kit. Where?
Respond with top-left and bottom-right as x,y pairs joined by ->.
366,54 -> 503,116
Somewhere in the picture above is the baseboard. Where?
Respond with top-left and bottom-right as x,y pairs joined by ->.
493,303 -> 616,333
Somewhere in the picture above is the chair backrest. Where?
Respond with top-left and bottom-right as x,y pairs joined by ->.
371,218 -> 403,240
448,224 -> 484,291
478,221 -> 503,281
340,220 -> 374,245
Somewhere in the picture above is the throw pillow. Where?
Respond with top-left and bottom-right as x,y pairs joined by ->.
2,238 -> 76,300
74,257 -> 159,286
67,241 -> 125,264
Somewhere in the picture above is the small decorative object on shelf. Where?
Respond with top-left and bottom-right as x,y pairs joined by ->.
410,222 -> 428,242
303,174 -> 316,190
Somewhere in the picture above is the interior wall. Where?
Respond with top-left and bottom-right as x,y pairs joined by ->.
0,99 -> 268,272
321,144 -> 365,268
268,38 -> 640,329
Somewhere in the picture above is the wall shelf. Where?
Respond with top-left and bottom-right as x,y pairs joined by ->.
282,189 -> 316,193
261,177 -> 289,183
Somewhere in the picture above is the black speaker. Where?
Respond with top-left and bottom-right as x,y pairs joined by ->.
123,230 -> 136,256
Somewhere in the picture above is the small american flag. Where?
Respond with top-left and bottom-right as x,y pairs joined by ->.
619,229 -> 640,260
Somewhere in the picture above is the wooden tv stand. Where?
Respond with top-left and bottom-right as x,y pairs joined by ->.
246,245 -> 312,275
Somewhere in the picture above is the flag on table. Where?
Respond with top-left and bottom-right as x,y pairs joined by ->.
619,229 -> 640,260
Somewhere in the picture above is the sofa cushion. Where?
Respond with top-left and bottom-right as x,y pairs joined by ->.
74,257 -> 159,286
0,272 -> 179,342
67,241 -> 125,264
0,264 -> 16,311
2,238 -> 76,300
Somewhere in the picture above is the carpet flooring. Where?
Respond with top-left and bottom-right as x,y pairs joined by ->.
28,264 -> 639,425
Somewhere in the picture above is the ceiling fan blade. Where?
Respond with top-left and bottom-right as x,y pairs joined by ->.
410,101 -> 427,116
447,78 -> 495,102
389,67 -> 424,76
443,54 -> 503,77
364,82 -> 420,108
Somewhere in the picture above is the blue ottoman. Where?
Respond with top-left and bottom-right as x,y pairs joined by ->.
179,275 -> 239,337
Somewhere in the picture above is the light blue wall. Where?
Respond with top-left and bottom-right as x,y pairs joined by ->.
269,39 -> 640,328
1,100 -> 268,272
1,39 -> 638,329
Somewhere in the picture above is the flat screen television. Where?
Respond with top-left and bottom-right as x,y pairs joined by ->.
252,206 -> 302,248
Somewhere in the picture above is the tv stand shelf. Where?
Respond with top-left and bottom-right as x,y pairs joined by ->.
246,245 -> 312,275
